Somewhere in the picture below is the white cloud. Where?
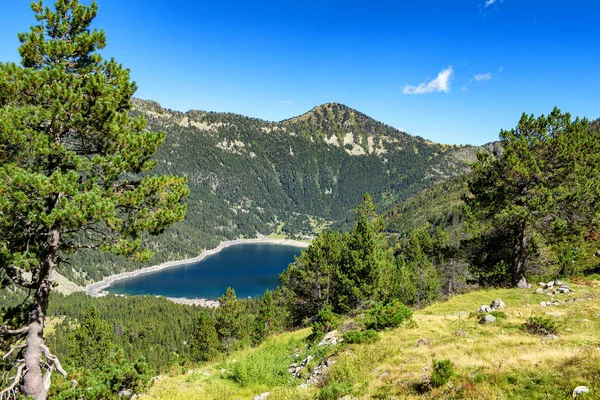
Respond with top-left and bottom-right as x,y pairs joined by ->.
279,100 -> 294,105
485,0 -> 497,7
462,72 -> 492,91
474,73 -> 492,81
402,66 -> 454,95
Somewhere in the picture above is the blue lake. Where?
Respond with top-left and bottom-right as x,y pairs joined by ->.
106,243 -> 303,299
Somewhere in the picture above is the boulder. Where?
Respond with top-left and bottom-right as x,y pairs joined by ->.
478,305 -> 492,313
572,386 -> 589,398
490,299 -> 506,310
479,314 -> 496,324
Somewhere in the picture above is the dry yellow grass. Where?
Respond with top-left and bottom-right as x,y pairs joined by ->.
141,281 -> 600,399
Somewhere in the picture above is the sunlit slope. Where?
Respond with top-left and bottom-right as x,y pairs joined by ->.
141,281 -> 600,399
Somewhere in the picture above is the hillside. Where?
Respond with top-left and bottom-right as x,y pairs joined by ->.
62,100 -> 496,284
139,281 -> 600,399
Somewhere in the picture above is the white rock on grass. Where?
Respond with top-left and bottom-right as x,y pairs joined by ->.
479,314 -> 496,324
572,386 -> 590,398
253,392 -> 271,400
490,299 -> 506,310
478,305 -> 492,313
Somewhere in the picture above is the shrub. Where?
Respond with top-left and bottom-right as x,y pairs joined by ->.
489,311 -> 507,319
343,329 -> 380,344
312,305 -> 342,335
364,300 -> 412,331
520,316 -> 558,335
431,359 -> 454,387
587,273 -> 600,281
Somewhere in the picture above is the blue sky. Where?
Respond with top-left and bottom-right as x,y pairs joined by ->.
1,0 -> 598,145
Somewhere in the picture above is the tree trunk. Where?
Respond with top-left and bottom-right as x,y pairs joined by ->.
22,228 -> 58,400
513,224 -> 528,289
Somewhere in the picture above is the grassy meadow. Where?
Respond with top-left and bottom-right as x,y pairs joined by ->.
140,280 -> 600,399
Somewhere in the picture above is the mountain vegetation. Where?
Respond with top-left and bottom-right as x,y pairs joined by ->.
64,98 -> 496,285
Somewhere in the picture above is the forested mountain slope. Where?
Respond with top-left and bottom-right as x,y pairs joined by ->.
63,100 -> 498,284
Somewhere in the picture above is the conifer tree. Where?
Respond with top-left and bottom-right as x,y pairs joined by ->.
70,307 -> 114,370
215,287 -> 245,352
339,193 -> 393,312
190,312 -> 219,362
0,1 -> 188,398
466,108 -> 600,287
250,290 -> 275,346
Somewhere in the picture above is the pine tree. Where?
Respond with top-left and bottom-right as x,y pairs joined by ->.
279,229 -> 346,325
250,290 -> 275,346
0,1 -> 188,397
339,193 -> 394,312
190,312 -> 219,362
215,287 -> 245,352
466,108 -> 600,287
70,307 -> 114,370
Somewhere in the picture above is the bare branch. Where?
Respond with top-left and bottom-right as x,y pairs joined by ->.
0,325 -> 28,336
2,344 -> 26,360
40,344 -> 67,378
0,363 -> 26,400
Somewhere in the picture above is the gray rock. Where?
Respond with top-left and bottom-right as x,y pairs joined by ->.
536,288 -> 545,294
539,282 -> 546,287
559,288 -> 570,294
318,330 -> 341,346
540,301 -> 550,307
490,299 -> 506,310
546,281 -> 555,288
301,355 -> 313,367
544,334 -> 559,340
253,392 -> 270,400
479,314 -> 496,324
339,396 -> 352,400
478,305 -> 492,313
572,386 -> 590,398
528,283 -> 533,288
415,338 -> 431,347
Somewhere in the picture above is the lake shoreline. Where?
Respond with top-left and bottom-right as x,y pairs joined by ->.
84,237 -> 310,304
